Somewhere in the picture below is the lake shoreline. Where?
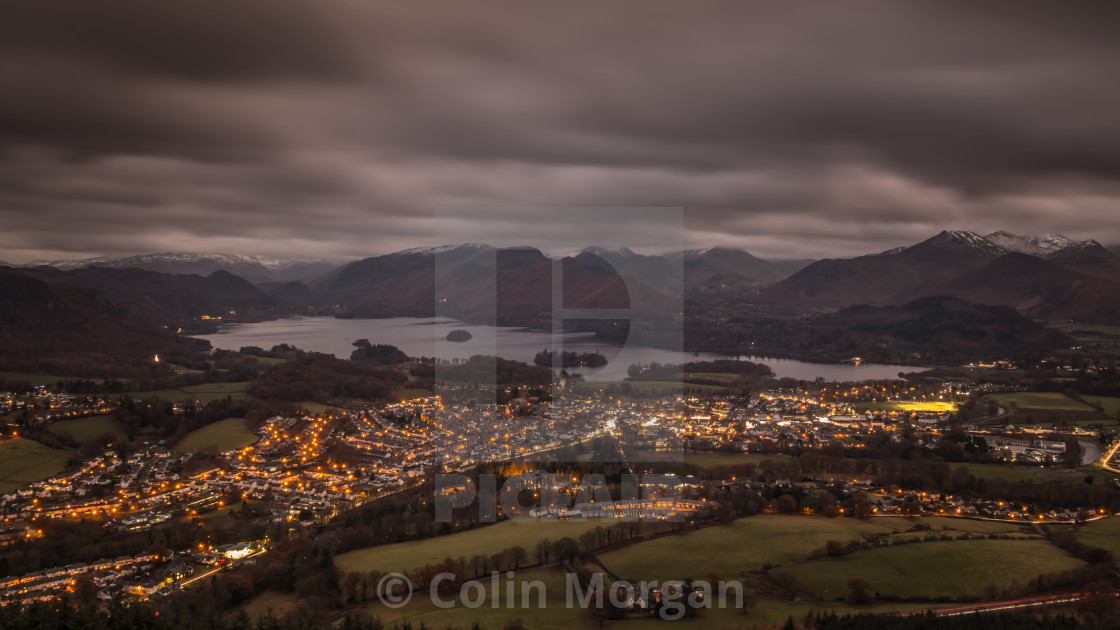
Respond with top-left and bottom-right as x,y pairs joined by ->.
195,315 -> 926,382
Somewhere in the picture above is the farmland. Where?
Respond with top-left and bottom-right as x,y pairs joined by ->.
773,538 -> 1085,600
0,438 -> 72,494
174,417 -> 257,454
334,515 -> 1041,630
1070,516 -> 1120,558
47,414 -> 127,443
947,462 -> 1044,483
129,382 -> 251,403
681,452 -> 797,469
335,519 -> 607,575
572,380 -> 725,395
981,392 -> 1116,426
1082,395 -> 1120,418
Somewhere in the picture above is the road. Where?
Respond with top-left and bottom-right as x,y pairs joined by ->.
178,547 -> 267,588
929,590 -> 1117,617
1099,438 -> 1120,473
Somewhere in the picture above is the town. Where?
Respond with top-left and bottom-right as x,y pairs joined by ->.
2,374 -> 1117,607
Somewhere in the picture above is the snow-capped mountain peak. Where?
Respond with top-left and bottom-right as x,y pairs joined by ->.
984,231 -> 1078,256
581,246 -> 637,259
917,230 -> 1006,254
394,243 -> 496,256
18,252 -> 337,283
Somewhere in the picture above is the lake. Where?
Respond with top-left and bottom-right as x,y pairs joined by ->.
196,316 -> 921,382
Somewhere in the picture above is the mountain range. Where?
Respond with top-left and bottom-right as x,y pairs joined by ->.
2,229 -> 1116,349
1,229 -> 1111,372
21,252 -> 337,285
756,231 -> 1120,322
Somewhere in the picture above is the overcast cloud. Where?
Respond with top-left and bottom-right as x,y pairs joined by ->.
2,0 -> 1120,263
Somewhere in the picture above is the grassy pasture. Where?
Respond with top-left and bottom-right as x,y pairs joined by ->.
130,382 -> 251,404
989,392 -> 1093,409
48,415 -> 126,443
0,372 -> 114,387
599,515 -> 915,582
392,387 -> 436,401
947,462 -> 1044,483
573,381 -> 724,395
240,591 -> 300,620
682,452 -> 798,469
1070,516 -> 1120,558
296,401 -> 335,413
335,520 -> 607,575
600,515 -> 1034,586
0,438 -> 71,493
774,538 -> 1084,600
982,392 -> 1116,426
174,417 -> 257,454
1082,395 -> 1120,418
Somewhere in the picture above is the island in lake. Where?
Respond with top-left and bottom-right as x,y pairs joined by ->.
446,329 -> 473,342
534,349 -> 607,368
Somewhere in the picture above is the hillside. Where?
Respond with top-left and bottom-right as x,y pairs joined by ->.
756,231 -> 1120,323
307,245 -> 676,328
21,252 -> 337,284
685,296 -> 1073,365
0,267 -> 207,374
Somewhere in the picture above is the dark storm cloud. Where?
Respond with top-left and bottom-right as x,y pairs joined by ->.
2,0 -> 1120,263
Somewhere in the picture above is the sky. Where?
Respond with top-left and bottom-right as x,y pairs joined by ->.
2,1 -> 1120,264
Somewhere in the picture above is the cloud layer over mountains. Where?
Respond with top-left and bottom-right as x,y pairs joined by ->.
2,1 -> 1120,262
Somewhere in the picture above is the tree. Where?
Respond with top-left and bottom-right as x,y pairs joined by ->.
341,572 -> 363,604
535,539 -> 550,566
844,576 -> 874,604
1076,508 -> 1091,526
1063,438 -> 1083,468
776,494 -> 797,514
509,545 -> 528,570
1078,581 -> 1120,621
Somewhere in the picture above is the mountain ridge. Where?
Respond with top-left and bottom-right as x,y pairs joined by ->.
756,230 -> 1120,322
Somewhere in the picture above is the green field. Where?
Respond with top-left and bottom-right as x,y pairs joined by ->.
774,538 -> 1085,600
0,371 -> 113,387
48,415 -> 126,443
354,565 -> 832,630
1082,396 -> 1120,418
854,401 -> 957,413
1044,322 -> 1120,356
599,515 -> 1032,585
241,590 -> 300,620
983,392 -> 1116,426
174,417 -> 257,454
296,401 -> 335,413
1070,516 -> 1120,558
0,438 -> 72,493
989,392 -> 1091,409
392,387 -> 435,401
947,462 -> 1118,484
335,520 -> 608,575
130,382 -> 251,403
600,515 -> 908,581
681,372 -> 741,384
573,380 -> 724,395
351,564 -> 950,630
341,516 -> 1030,629
947,462 -> 1044,483
682,452 -> 798,469
270,516 -> 1051,629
